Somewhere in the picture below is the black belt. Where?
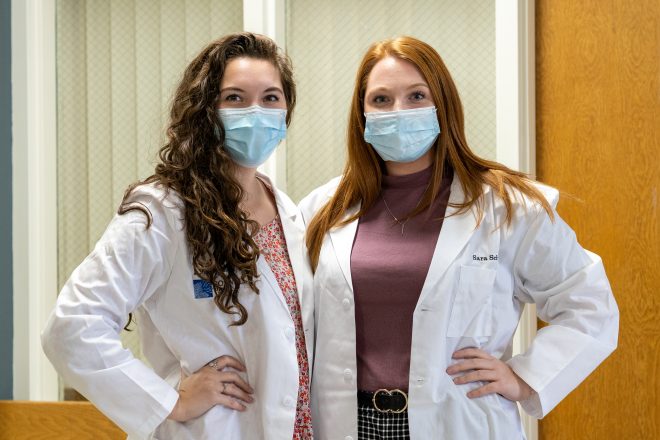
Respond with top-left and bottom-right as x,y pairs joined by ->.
358,389 -> 408,413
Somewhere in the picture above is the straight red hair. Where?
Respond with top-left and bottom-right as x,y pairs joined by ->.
306,36 -> 552,270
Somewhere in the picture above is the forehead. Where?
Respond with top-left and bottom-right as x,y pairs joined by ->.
221,57 -> 282,87
366,56 -> 428,90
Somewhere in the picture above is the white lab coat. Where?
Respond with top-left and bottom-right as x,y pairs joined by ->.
298,174 -> 618,440
42,176 -> 314,439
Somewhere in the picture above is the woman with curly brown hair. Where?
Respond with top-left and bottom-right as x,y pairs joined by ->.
42,33 -> 313,439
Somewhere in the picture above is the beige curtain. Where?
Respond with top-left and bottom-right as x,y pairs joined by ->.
285,0 -> 496,202
56,0 -> 243,370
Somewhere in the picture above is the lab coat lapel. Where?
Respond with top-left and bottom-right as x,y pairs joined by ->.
257,256 -> 290,312
328,204 -> 360,293
419,175 -> 481,302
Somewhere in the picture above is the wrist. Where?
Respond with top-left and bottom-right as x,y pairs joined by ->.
168,396 -> 186,422
515,375 -> 535,401
507,366 -> 534,402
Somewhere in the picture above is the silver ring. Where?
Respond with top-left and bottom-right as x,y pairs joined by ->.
208,360 -> 218,368
222,383 -> 227,393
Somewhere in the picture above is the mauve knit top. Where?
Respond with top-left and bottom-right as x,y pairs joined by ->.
350,165 -> 452,392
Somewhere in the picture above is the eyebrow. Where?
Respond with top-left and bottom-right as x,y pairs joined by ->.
220,86 -> 284,94
219,87 -> 245,94
264,86 -> 284,94
366,83 -> 430,94
407,83 -> 430,89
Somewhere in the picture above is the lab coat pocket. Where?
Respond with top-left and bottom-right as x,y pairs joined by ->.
447,266 -> 496,337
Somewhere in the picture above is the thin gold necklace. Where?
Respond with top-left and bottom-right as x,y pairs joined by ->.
380,185 -> 429,236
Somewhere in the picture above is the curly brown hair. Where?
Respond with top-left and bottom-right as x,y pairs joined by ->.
120,32 -> 296,326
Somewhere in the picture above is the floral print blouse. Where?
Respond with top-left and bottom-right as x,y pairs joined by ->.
254,217 -> 313,440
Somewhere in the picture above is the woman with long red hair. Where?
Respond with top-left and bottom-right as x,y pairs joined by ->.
300,36 -> 618,439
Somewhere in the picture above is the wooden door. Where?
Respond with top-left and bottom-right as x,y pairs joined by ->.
536,0 -> 660,438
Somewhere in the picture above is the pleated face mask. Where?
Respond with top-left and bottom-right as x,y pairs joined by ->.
217,105 -> 287,168
363,106 -> 440,163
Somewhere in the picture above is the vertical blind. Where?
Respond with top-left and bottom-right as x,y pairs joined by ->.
56,0 -> 243,373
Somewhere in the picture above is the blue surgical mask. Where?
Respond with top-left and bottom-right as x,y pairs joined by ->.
217,105 -> 287,168
364,106 -> 440,163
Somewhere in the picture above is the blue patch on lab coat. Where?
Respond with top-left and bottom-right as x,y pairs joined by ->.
193,279 -> 214,299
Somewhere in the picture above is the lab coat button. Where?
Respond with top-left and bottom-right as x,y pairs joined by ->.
342,298 -> 351,310
343,369 -> 353,382
416,377 -> 425,385
282,395 -> 295,407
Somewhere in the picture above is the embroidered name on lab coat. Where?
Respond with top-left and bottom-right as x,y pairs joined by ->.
472,254 -> 498,261
193,279 -> 214,299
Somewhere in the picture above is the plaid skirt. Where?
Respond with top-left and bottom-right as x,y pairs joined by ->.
357,403 -> 410,439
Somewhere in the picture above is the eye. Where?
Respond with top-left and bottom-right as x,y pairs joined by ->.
263,94 -> 280,103
224,94 -> 242,102
372,95 -> 390,104
410,91 -> 426,101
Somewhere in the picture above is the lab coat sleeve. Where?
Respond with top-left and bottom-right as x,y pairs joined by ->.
41,190 -> 181,438
506,201 -> 619,419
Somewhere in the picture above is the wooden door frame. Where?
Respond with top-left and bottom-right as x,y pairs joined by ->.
496,0 -> 537,438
